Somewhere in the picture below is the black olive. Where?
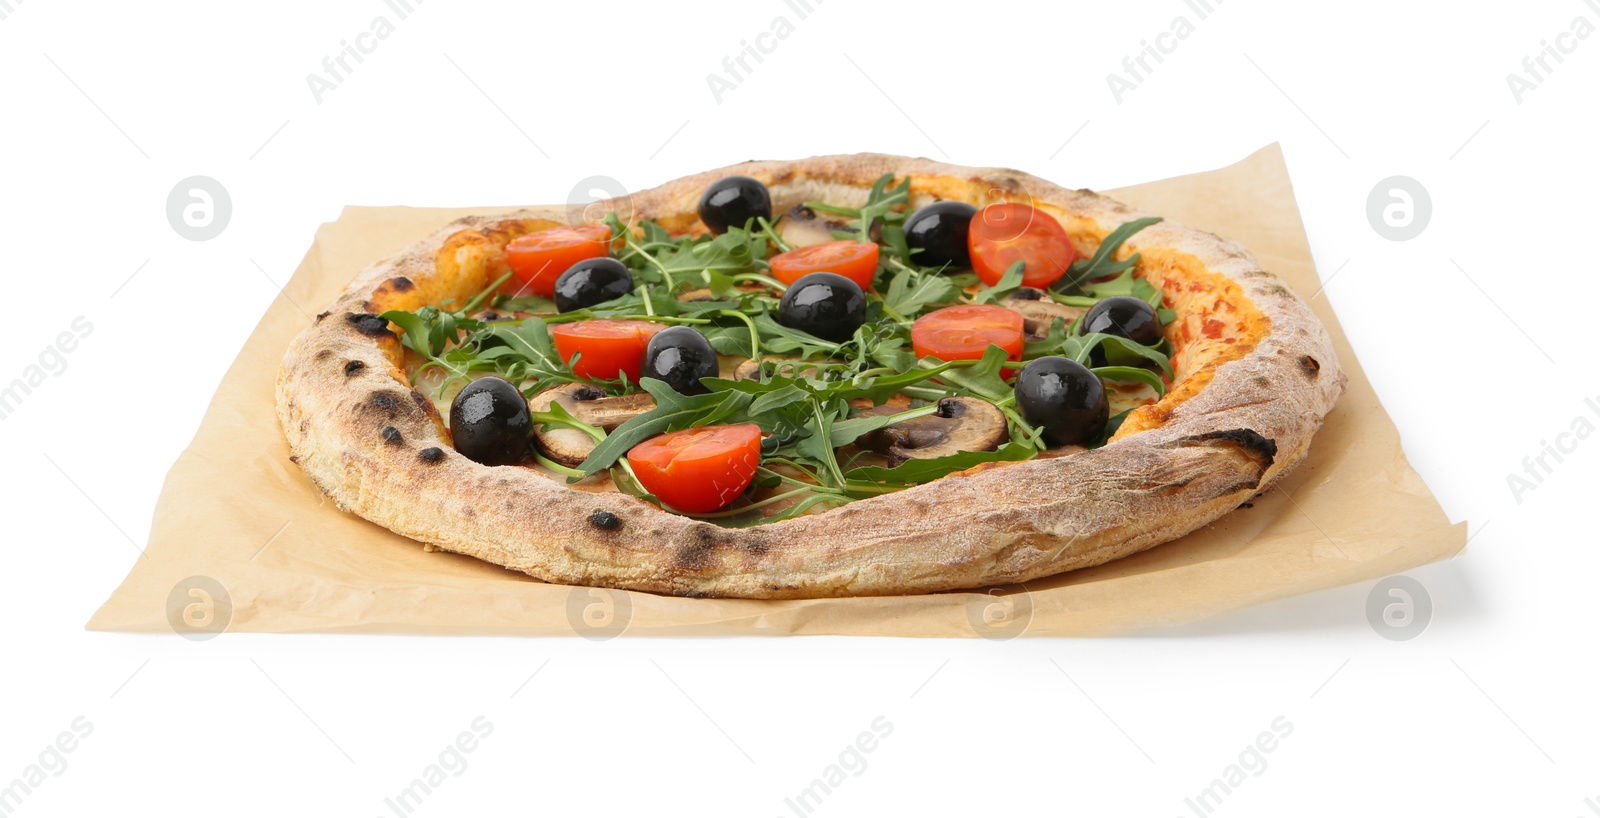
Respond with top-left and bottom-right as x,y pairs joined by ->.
554,257 -> 633,313
903,201 -> 977,269
1080,295 -> 1163,368
777,272 -> 866,343
697,176 -> 772,235
1080,296 -> 1162,344
644,326 -> 718,395
448,376 -> 532,466
1014,356 -> 1108,447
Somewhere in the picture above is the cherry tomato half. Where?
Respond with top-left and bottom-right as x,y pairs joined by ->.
504,224 -> 612,298
967,203 -> 1078,289
550,320 -> 662,383
769,240 -> 880,289
911,304 -> 1025,362
627,424 -> 763,514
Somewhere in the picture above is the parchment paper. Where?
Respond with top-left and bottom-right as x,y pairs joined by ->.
87,144 -> 1466,637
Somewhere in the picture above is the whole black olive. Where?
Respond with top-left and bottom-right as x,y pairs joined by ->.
1080,296 -> 1162,344
1080,295 -> 1163,368
697,175 -> 772,235
1014,356 -> 1108,447
903,201 -> 977,269
644,326 -> 718,395
554,257 -> 633,313
449,376 -> 532,466
776,272 -> 866,343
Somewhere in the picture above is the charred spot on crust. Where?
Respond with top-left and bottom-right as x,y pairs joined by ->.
419,447 -> 445,463
346,312 -> 393,338
1162,428 -> 1278,494
315,349 -> 333,361
1195,428 -> 1278,463
367,391 -> 401,414
409,389 -> 434,413
588,510 -> 621,531
1259,283 -> 1292,298
381,426 -> 402,444
674,528 -> 718,570
389,276 -> 414,292
344,360 -> 366,377
1299,355 -> 1320,378
316,310 -> 331,322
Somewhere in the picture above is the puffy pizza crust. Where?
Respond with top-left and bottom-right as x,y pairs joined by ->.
275,154 -> 1345,598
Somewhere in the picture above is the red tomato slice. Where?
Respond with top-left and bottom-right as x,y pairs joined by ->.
504,225 -> 612,298
769,240 -> 880,289
627,424 -> 763,514
911,304 -> 1025,361
550,320 -> 662,383
967,203 -> 1078,288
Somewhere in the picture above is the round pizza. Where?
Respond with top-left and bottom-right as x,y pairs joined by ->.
275,154 -> 1345,599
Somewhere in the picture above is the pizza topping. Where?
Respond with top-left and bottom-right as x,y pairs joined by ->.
448,376 -> 534,467
550,319 -> 662,383
911,305 -> 1025,361
968,203 -> 1078,288
643,326 -> 720,395
380,174 -> 1180,524
858,396 -> 1006,465
697,176 -> 772,236
504,224 -> 613,299
903,201 -> 977,269
769,241 -> 880,289
1014,357 -> 1109,447
530,383 -> 656,468
625,424 -> 763,513
777,272 -> 868,343
1002,288 -> 1086,340
553,257 -> 634,313
778,204 -> 855,248
1080,295 -> 1162,346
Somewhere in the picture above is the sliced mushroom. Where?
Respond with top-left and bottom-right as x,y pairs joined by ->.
1003,288 -> 1086,339
856,396 -> 1008,465
528,383 -> 655,467
778,204 -> 857,248
732,356 -> 828,381
676,288 -> 718,303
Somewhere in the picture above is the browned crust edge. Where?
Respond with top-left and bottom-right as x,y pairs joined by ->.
275,154 -> 1346,599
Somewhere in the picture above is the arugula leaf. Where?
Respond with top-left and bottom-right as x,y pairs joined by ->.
972,260 -> 1025,305
924,346 -> 1012,402
1055,216 -> 1163,294
1076,333 -> 1173,377
753,312 -> 843,358
882,261 -> 961,318
573,380 -> 755,477
1091,365 -> 1167,396
843,442 -> 1036,486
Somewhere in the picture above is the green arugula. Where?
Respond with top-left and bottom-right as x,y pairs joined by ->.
380,183 -> 1185,526
1054,216 -> 1163,294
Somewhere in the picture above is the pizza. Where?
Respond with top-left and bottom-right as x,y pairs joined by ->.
275,154 -> 1345,599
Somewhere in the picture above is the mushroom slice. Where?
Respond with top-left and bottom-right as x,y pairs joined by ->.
857,396 -> 1008,465
778,204 -> 857,248
677,288 -> 718,303
1003,288 -> 1086,339
732,356 -> 830,381
528,383 -> 655,467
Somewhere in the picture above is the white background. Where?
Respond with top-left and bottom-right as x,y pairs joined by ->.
1,0 -> 1596,815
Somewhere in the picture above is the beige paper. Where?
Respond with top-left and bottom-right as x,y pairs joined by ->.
87,144 -> 1466,637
